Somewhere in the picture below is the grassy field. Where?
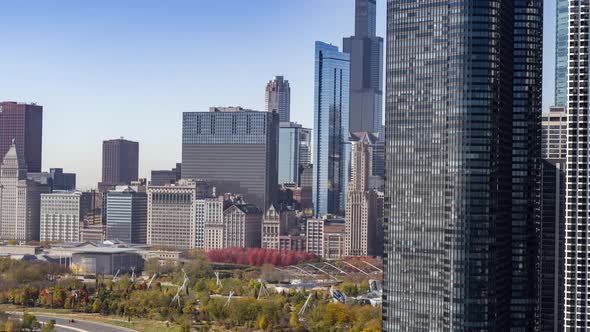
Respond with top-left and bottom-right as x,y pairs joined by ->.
0,304 -> 182,332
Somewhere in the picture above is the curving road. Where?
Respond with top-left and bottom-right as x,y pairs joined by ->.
11,312 -> 137,332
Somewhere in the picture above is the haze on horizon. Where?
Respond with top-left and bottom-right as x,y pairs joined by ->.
0,0 -> 556,189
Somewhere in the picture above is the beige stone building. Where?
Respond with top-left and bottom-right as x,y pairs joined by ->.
0,141 -> 49,241
146,179 -> 209,249
222,204 -> 262,248
345,132 -> 383,257
261,204 -> 296,249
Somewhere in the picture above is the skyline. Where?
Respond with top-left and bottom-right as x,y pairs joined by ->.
1,0 -> 556,189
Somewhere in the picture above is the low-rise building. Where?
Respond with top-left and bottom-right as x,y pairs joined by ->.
70,247 -> 143,276
306,216 -> 345,259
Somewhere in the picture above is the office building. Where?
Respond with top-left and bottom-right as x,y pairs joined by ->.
0,102 -> 43,173
195,197 -> 224,249
323,218 -> 345,259
261,204 -> 296,250
201,197 -> 225,250
372,124 -> 385,178
278,235 -> 306,252
343,0 -> 383,134
28,168 -> 76,191
265,75 -> 291,122
306,217 -> 323,257
564,0 -> 590,327
222,204 -> 262,248
0,141 -> 49,241
555,0 -> 568,108
105,186 -> 147,244
345,132 -> 383,257
299,127 -> 312,166
540,158 -> 566,331
99,138 -> 139,191
306,216 -> 345,259
383,0 -> 543,330
150,163 -> 181,186
40,191 -> 92,242
279,123 -> 311,185
182,107 -> 279,210
147,180 -> 209,249
313,42 -> 350,216
542,107 -> 567,160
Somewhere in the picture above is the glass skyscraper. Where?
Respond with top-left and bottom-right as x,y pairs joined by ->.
383,0 -> 543,330
554,0 -> 569,108
312,41 -> 350,217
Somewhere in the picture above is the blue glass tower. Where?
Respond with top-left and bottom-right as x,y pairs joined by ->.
312,41 -> 350,217
554,0 -> 568,107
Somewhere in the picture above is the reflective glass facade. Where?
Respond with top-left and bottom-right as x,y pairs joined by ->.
279,125 -> 300,185
105,190 -> 147,244
383,0 -> 542,330
313,41 -> 350,217
554,0 -> 569,107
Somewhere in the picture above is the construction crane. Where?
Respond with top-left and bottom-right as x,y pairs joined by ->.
147,273 -> 157,289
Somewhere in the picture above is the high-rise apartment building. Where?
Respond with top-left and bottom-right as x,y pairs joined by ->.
265,76 -> 291,122
99,138 -> 139,191
383,0 -> 543,330
564,0 -> 590,327
182,107 -> 279,210
345,132 -> 382,257
343,0 -> 383,133
313,42 -> 350,216
40,191 -> 92,242
0,102 -> 43,173
105,186 -> 147,244
0,141 -> 49,241
147,180 -> 209,249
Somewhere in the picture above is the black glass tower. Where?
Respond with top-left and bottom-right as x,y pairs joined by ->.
383,0 -> 543,330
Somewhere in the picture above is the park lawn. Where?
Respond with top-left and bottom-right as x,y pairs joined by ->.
0,304 -> 182,332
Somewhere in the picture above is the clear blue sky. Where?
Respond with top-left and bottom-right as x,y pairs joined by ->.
0,0 -> 556,189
